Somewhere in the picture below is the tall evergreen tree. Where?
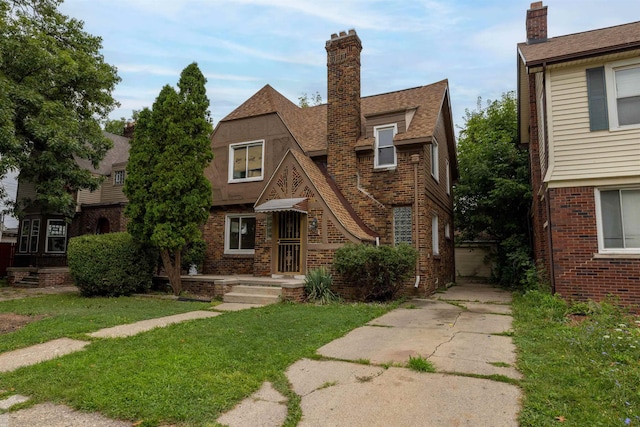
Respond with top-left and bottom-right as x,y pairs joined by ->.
0,0 -> 120,218
124,63 -> 213,295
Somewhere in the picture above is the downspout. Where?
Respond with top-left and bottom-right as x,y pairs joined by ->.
411,154 -> 420,288
541,62 -> 556,293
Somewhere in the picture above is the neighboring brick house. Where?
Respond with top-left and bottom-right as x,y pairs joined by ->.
518,2 -> 640,307
204,30 -> 458,297
9,132 -> 129,286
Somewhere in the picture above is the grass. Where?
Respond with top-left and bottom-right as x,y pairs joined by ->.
513,290 -> 640,426
406,355 -> 435,372
0,294 -> 210,353
0,301 -> 390,426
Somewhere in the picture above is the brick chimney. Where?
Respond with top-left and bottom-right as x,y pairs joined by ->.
326,29 -> 361,195
526,2 -> 547,44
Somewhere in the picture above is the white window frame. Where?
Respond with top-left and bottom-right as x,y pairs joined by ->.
431,138 -> 439,181
595,187 -> 640,254
113,170 -> 125,185
374,124 -> 397,169
228,140 -> 265,183
224,214 -> 256,255
432,213 -> 439,256
19,220 -> 30,253
605,58 -> 640,131
45,219 -> 67,253
445,159 -> 451,195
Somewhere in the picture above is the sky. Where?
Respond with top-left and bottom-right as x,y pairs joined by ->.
2,0 -> 640,229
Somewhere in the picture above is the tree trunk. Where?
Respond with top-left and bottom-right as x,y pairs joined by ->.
160,249 -> 182,296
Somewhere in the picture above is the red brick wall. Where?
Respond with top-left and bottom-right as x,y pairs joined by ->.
549,187 -> 640,309
202,206 -> 254,275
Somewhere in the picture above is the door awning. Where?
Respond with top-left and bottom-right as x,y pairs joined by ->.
254,198 -> 308,213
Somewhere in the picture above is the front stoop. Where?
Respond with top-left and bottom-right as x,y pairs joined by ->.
223,285 -> 282,305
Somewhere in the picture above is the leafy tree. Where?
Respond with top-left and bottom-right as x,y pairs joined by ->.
0,0 -> 120,218
454,92 -> 532,287
124,63 -> 213,295
104,110 -> 139,136
298,91 -> 322,108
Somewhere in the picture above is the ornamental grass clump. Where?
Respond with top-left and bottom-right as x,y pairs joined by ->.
304,267 -> 340,305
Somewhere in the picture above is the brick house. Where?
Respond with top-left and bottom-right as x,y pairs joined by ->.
9,132 -> 129,286
518,2 -> 640,307
203,30 -> 458,297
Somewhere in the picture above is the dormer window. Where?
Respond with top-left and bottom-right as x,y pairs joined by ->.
229,140 -> 264,183
374,124 -> 397,169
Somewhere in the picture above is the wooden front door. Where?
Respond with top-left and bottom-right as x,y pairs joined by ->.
276,211 -> 302,274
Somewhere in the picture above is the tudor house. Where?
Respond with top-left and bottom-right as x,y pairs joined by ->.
9,132 -> 129,286
203,30 -> 458,296
518,3 -> 640,307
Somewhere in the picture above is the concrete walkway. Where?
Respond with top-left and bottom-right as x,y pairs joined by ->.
0,281 -> 522,426
218,281 -> 522,427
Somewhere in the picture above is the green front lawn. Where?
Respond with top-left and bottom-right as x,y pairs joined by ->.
0,294 -> 210,353
513,291 -> 640,426
0,300 -> 390,426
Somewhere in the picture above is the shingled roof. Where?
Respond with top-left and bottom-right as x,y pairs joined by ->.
220,80 -> 449,156
518,21 -> 640,66
74,132 -> 130,176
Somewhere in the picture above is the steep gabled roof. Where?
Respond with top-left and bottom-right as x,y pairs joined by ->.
518,21 -> 640,67
74,132 -> 130,175
222,80 -> 450,156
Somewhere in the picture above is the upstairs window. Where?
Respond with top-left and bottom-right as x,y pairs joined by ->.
588,59 -> 640,131
113,170 -> 125,185
229,140 -> 264,183
431,138 -> 439,181
374,124 -> 397,169
445,159 -> 451,195
597,188 -> 640,253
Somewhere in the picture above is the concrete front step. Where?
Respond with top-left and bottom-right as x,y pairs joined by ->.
223,285 -> 282,305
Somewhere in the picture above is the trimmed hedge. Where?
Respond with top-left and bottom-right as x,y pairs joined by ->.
68,232 -> 157,297
334,243 -> 418,302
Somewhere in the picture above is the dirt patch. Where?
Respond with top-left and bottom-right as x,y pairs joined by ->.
566,314 -> 589,327
0,313 -> 42,334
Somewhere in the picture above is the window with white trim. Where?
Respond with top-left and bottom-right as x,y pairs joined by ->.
374,124 -> 397,169
445,222 -> 451,240
431,139 -> 439,181
596,188 -> 640,253
445,159 -> 451,195
605,59 -> 640,129
113,170 -> 125,185
229,140 -> 264,183
393,206 -> 412,245
45,219 -> 67,253
225,215 -> 256,254
432,214 -> 439,255
19,219 -> 41,253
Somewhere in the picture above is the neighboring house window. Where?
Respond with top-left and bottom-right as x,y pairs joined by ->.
393,206 -> 412,245
431,138 -> 439,181
19,220 -> 30,253
229,140 -> 264,182
597,188 -> 640,253
113,170 -> 125,185
45,219 -> 67,253
432,214 -> 439,255
445,159 -> 451,195
225,215 -> 256,254
18,219 -> 40,253
374,124 -> 397,169
588,59 -> 640,131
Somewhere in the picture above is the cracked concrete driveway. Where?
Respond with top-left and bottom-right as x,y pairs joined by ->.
218,281 -> 522,427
